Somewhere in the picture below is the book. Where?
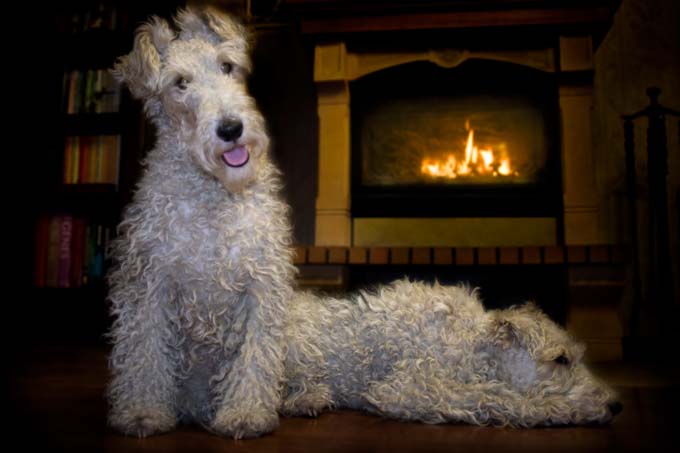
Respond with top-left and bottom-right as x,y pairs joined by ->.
45,216 -> 62,288
63,137 -> 73,184
63,135 -> 120,185
63,69 -> 121,114
70,218 -> 86,287
94,70 -> 121,113
58,215 -> 74,288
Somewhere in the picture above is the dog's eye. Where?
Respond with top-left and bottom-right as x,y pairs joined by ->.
221,62 -> 234,75
554,355 -> 570,366
176,77 -> 189,90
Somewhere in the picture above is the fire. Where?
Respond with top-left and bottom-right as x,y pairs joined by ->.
421,122 -> 517,179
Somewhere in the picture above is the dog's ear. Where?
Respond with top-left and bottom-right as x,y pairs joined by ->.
112,17 -> 174,99
175,6 -> 252,72
518,301 -> 542,315
491,319 -> 522,350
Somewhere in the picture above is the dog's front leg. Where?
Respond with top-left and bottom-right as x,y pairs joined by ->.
107,276 -> 180,438
210,280 -> 289,439
364,367 -> 521,426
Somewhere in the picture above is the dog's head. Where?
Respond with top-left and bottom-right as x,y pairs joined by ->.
113,7 -> 268,193
487,304 -> 621,425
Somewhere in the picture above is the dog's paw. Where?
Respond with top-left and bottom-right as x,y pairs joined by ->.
211,408 -> 279,439
109,409 -> 176,438
281,385 -> 332,417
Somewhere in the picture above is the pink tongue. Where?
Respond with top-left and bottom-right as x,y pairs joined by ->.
222,146 -> 249,167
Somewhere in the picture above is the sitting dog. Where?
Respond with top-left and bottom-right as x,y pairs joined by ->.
106,7 -> 295,439
282,279 -> 622,427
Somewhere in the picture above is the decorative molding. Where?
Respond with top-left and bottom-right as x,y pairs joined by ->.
314,42 -> 556,84
559,35 -> 594,71
353,217 -> 558,247
314,42 -> 347,82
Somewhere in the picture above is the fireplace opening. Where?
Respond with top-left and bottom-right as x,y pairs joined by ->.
351,59 -> 562,219
362,98 -> 546,186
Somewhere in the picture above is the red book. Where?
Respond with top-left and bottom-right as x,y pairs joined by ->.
58,215 -> 73,288
46,216 -> 62,288
70,217 -> 86,287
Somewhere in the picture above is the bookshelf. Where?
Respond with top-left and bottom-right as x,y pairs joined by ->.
27,1 -> 181,343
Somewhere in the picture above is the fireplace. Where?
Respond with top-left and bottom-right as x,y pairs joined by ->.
306,4 -> 609,248
351,59 -> 561,218
287,0 -> 623,360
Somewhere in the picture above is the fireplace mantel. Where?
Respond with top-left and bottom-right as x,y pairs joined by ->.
310,6 -> 612,247
315,44 -> 556,82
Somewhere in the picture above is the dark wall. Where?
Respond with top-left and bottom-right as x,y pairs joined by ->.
250,25 -> 318,245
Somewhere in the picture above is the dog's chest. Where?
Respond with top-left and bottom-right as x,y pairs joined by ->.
166,200 -> 264,280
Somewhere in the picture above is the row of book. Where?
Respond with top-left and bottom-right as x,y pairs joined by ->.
63,69 -> 121,114
63,135 -> 120,185
56,2 -> 125,34
33,215 -> 111,288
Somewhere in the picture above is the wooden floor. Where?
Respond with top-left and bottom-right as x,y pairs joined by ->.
8,345 -> 679,453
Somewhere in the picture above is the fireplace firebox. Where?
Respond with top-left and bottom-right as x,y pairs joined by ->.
351,59 -> 562,219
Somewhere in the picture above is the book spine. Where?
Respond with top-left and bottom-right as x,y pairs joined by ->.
46,215 -> 62,288
72,135 -> 80,184
104,135 -> 120,184
70,217 -> 85,288
94,70 -> 103,114
67,70 -> 78,114
85,70 -> 96,113
73,71 -> 82,114
63,137 -> 72,184
96,136 -> 104,183
58,215 -> 73,288
79,136 -> 88,184
89,136 -> 97,184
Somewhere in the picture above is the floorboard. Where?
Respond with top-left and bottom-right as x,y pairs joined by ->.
8,345 -> 679,453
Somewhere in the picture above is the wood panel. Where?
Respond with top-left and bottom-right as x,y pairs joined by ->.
301,8 -> 613,34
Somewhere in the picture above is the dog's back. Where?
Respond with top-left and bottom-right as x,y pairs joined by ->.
285,279 -> 489,410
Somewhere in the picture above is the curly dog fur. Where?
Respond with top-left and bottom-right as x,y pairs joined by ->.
106,7 -> 295,439
283,279 -> 622,427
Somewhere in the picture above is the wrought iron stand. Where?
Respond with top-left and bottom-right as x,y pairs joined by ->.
623,87 -> 679,347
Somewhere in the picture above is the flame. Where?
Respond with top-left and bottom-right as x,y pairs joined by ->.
421,122 -> 517,179
498,158 -> 512,175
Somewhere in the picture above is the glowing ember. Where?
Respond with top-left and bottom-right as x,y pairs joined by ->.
421,121 -> 517,179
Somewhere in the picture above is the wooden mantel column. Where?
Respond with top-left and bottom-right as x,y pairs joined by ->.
558,35 -> 601,244
314,43 -> 351,246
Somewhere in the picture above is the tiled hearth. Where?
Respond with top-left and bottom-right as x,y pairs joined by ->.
293,245 -> 625,267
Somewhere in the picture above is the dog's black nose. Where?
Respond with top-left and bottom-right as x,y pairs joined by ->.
216,119 -> 243,143
608,401 -> 623,416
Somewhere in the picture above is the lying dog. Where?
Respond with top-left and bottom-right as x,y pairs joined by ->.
282,279 -> 622,427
